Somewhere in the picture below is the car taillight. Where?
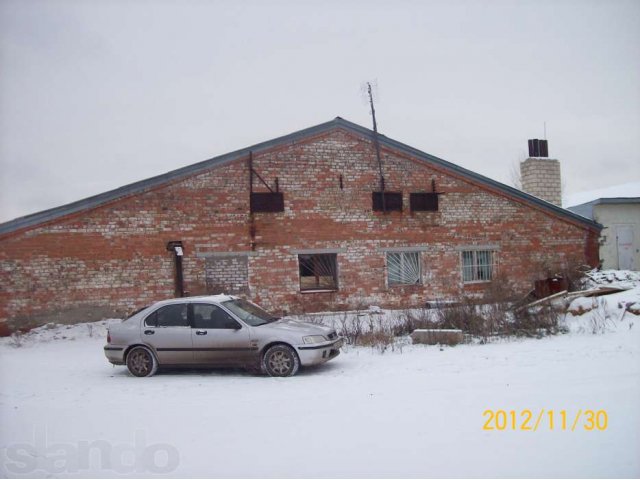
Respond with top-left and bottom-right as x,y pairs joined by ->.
107,331 -> 111,344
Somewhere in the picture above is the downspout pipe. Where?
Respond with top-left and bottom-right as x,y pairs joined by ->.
166,241 -> 185,297
367,82 -> 386,212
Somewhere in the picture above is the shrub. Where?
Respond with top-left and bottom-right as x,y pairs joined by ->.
509,305 -> 561,337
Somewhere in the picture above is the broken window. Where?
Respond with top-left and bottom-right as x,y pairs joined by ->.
410,192 -> 439,212
387,251 -> 422,285
372,192 -> 403,212
298,253 -> 338,291
461,250 -> 494,282
250,192 -> 284,213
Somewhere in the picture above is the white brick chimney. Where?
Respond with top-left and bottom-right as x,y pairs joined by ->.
520,139 -> 562,207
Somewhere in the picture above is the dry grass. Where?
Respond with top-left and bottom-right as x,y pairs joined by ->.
295,273 -> 573,351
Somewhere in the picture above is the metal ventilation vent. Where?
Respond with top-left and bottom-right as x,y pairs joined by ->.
528,139 -> 549,158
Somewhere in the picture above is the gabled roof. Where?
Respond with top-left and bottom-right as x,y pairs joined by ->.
0,116 -> 601,236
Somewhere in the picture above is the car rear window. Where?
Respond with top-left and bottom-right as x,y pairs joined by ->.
144,304 -> 189,327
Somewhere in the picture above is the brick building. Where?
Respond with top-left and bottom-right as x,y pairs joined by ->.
0,118 -> 600,333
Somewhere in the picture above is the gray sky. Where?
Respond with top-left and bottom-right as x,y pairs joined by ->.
1,0 -> 639,222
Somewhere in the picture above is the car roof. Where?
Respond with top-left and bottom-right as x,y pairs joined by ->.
152,294 -> 236,307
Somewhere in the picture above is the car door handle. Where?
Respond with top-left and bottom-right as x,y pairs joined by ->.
144,330 -> 155,335
195,330 -> 207,336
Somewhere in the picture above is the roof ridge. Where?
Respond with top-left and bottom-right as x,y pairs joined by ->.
0,117 -> 601,236
0,118 -> 346,236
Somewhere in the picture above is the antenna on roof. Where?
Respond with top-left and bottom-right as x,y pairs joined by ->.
361,80 -> 386,212
360,80 -> 379,106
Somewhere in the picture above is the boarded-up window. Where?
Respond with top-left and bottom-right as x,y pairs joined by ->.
205,255 -> 249,294
298,254 -> 338,291
250,192 -> 284,213
410,193 -> 439,212
372,192 -> 403,212
461,250 -> 494,282
387,252 -> 422,285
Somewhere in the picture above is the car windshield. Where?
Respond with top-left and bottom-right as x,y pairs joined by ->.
222,299 -> 279,327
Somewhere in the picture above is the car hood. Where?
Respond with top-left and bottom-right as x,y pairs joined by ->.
261,318 -> 334,336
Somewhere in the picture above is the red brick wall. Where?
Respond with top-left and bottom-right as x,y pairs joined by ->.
0,128 -> 599,332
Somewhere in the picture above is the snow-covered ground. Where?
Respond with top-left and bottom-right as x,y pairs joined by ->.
1,293 -> 639,478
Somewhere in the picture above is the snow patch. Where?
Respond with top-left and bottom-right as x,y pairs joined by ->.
0,319 -> 121,348
585,269 -> 640,290
563,286 -> 639,334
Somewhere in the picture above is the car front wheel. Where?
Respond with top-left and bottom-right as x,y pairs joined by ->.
126,346 -> 158,377
262,344 -> 300,377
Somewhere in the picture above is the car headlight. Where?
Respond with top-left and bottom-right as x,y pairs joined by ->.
303,335 -> 327,344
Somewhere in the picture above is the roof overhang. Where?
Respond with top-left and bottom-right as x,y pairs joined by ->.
0,117 -> 602,237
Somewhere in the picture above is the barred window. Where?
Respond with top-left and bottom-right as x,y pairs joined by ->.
298,254 -> 338,291
461,250 -> 494,282
387,251 -> 422,286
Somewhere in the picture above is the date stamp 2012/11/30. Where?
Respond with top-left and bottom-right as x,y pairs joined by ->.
482,409 -> 608,431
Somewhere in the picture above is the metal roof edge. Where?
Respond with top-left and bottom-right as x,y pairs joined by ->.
332,117 -> 602,231
568,197 -> 640,209
0,116 -> 601,236
593,197 -> 640,205
565,197 -> 639,223
0,118 -> 342,236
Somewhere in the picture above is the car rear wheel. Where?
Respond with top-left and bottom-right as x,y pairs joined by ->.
262,344 -> 299,377
126,346 -> 158,377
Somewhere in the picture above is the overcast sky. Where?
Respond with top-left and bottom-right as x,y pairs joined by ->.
1,0 -> 638,222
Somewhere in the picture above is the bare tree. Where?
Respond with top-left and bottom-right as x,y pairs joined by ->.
509,160 -> 522,190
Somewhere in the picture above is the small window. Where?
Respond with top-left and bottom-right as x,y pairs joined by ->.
250,192 -> 284,213
299,253 -> 338,291
410,193 -> 438,212
372,192 -> 403,212
387,251 -> 422,285
461,250 -> 494,282
148,304 -> 189,327
144,311 -> 158,327
192,304 -> 240,329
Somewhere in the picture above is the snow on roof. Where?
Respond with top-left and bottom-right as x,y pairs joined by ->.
564,181 -> 640,208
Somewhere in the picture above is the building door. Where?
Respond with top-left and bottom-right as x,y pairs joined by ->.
616,225 -> 635,270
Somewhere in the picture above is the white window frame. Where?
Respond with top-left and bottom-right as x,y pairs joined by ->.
386,251 -> 422,286
461,249 -> 495,283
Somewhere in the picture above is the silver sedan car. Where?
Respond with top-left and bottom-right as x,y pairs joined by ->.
104,295 -> 343,377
